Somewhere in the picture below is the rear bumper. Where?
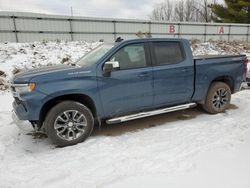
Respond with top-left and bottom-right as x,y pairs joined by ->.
246,77 -> 250,83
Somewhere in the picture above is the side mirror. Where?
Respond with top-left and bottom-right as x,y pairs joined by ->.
103,61 -> 119,77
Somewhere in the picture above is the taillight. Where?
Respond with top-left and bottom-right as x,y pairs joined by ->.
244,56 -> 249,67
243,56 -> 248,80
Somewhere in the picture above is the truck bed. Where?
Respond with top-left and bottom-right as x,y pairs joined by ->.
194,54 -> 245,60
192,54 -> 246,103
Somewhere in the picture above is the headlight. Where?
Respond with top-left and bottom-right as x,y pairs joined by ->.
13,83 -> 36,93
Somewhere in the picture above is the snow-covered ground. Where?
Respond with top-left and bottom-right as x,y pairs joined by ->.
0,41 -> 100,90
0,89 -> 250,188
0,40 -> 250,187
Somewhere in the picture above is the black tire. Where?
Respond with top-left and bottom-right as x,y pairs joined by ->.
248,83 -> 250,87
202,82 -> 231,114
44,101 -> 94,147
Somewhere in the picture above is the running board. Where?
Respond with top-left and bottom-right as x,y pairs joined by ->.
106,103 -> 197,124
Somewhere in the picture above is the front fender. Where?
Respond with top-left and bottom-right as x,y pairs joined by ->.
33,76 -> 104,119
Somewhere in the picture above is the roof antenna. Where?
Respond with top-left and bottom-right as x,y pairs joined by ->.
115,37 -> 123,42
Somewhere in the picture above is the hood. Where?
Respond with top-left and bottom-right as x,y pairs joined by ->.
12,64 -> 79,83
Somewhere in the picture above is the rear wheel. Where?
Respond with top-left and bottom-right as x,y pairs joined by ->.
202,82 -> 231,114
247,83 -> 250,87
44,101 -> 94,147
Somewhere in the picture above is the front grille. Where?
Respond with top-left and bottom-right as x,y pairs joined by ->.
10,86 -> 15,92
14,97 -> 22,104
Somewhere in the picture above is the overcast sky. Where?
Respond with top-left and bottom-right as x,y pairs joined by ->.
0,0 -> 167,19
0,0 -> 224,19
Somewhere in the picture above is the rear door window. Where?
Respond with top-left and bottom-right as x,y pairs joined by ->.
152,42 -> 185,65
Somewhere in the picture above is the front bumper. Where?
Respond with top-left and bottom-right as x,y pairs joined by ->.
12,111 -> 34,133
12,99 -> 29,120
11,87 -> 49,121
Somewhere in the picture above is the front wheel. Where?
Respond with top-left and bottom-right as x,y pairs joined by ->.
202,82 -> 231,114
44,101 -> 94,147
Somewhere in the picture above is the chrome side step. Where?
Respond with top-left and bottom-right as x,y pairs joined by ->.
106,103 -> 197,124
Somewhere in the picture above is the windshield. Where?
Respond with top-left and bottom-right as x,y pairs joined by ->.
76,44 -> 114,67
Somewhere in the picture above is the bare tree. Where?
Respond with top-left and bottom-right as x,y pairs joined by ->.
150,0 -> 217,22
173,0 -> 197,22
150,0 -> 173,21
184,0 -> 196,21
174,0 -> 185,21
192,0 -> 216,22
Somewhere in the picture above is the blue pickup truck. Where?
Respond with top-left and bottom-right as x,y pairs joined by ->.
11,38 -> 248,146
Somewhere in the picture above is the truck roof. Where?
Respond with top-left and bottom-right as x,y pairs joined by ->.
116,38 -> 188,44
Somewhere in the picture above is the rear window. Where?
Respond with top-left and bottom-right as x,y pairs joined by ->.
152,42 -> 185,65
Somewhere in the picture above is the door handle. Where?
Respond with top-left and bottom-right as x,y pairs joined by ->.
181,68 -> 188,72
138,72 -> 150,78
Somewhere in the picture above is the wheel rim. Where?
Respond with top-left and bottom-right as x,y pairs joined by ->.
54,110 -> 87,141
212,88 -> 229,110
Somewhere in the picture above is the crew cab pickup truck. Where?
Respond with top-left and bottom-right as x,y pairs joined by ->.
11,38 -> 248,146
